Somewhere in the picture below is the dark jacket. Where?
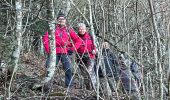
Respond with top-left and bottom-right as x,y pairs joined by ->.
119,57 -> 141,92
99,48 -> 120,80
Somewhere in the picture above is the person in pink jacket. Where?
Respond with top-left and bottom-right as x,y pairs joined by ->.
42,11 -> 82,88
76,23 -> 97,90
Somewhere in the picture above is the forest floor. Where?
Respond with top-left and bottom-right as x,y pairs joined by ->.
0,52 -> 139,100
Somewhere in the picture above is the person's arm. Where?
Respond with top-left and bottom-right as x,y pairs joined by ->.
69,28 -> 82,51
42,31 -> 50,54
91,39 -> 97,54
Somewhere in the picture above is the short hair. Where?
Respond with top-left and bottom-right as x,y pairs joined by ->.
102,42 -> 110,48
57,11 -> 65,19
77,23 -> 86,28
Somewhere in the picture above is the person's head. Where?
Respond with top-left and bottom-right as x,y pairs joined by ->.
57,11 -> 66,26
102,42 -> 110,49
77,23 -> 86,35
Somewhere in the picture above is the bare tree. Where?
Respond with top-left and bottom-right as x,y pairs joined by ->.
41,0 -> 56,84
8,0 -> 22,99
148,0 -> 164,99
0,0 -> 170,99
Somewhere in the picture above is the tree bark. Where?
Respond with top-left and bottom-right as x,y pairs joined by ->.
148,0 -> 163,99
8,0 -> 22,99
87,0 -> 97,47
41,0 -> 56,84
167,19 -> 170,97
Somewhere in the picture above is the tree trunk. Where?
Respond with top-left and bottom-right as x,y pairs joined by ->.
148,0 -> 163,99
65,0 -> 71,16
87,0 -> 97,47
41,0 -> 56,84
167,19 -> 170,97
98,1 -> 113,99
8,0 -> 22,99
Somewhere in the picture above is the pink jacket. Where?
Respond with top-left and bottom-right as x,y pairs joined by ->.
77,32 -> 96,59
42,24 -> 82,54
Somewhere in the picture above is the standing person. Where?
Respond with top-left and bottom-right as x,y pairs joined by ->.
42,11 -> 82,88
99,42 -> 120,80
98,42 -> 120,92
118,54 -> 141,99
76,23 -> 97,90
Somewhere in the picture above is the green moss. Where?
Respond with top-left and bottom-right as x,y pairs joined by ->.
49,92 -> 66,96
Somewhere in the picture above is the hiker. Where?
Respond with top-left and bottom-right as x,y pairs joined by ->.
76,23 -> 97,90
118,54 -> 141,99
99,42 -> 120,79
130,61 -> 142,88
42,11 -> 82,88
98,42 -> 120,92
98,42 -> 141,95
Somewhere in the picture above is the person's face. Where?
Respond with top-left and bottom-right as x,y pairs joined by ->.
102,42 -> 109,49
78,26 -> 86,35
57,16 -> 66,26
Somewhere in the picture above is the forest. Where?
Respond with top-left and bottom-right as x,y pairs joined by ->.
0,0 -> 170,100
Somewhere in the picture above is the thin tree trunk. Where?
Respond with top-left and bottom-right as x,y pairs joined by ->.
69,0 -> 90,25
41,0 -> 56,84
148,0 -> 163,99
149,72 -> 154,99
65,0 -> 71,16
167,20 -> 170,97
98,1 -> 113,99
146,72 -> 149,100
87,0 -> 97,47
8,0 -> 22,99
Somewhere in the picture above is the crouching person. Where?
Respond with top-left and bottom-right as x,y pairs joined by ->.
76,23 -> 97,90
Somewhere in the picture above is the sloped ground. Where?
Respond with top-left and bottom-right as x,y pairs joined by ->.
0,53 -> 98,100
0,52 -> 139,100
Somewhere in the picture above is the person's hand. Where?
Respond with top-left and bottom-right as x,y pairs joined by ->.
92,49 -> 96,54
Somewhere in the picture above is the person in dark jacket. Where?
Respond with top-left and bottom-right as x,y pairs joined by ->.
76,23 -> 97,90
118,54 -> 141,99
98,42 -> 141,96
42,11 -> 82,88
98,42 -> 120,92
99,42 -> 120,79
